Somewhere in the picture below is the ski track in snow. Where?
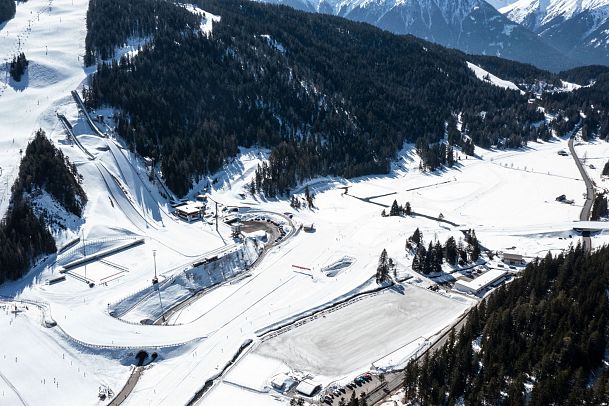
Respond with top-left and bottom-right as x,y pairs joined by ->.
0,1 -> 607,405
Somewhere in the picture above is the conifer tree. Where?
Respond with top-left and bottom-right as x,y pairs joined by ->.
445,236 -> 458,265
410,228 -> 422,246
389,199 -> 400,216
9,52 -> 28,81
412,245 -> 426,274
376,249 -> 390,283
405,201 -> 412,215
602,160 -> 609,176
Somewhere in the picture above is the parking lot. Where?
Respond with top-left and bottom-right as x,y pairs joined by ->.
319,373 -> 380,405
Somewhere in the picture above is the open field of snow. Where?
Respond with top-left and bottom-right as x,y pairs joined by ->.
0,301 -> 130,405
254,286 -> 470,378
573,137 -> 609,190
0,0 -> 90,220
0,1 -> 607,405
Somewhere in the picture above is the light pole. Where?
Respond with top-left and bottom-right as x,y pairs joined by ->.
82,230 -> 87,282
152,250 -> 158,284
152,250 -> 165,322
206,195 -> 220,232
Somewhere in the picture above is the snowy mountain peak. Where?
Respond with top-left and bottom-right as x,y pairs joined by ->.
257,0 -> 574,70
285,0 -> 483,23
499,0 -> 609,65
502,0 -> 609,28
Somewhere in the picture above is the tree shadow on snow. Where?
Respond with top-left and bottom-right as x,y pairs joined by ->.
8,67 -> 28,92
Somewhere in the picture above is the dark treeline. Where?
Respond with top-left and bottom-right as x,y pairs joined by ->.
543,72 -> 609,140
9,52 -> 28,81
409,228 -> 480,274
559,65 -> 609,86
0,130 -> 86,284
84,0 -> 199,65
14,129 -> 87,216
467,54 -> 559,86
403,245 -> 609,404
0,199 -> 55,284
85,0 -> 559,197
0,0 -> 15,24
591,194 -> 608,221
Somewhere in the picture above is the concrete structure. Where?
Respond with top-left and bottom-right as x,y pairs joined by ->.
175,202 -> 204,222
454,269 -> 508,295
502,253 -> 524,265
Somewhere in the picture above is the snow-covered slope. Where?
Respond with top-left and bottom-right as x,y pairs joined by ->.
487,0 -> 515,9
467,61 -> 523,92
502,0 -> 609,27
501,0 -> 609,65
256,0 -> 574,71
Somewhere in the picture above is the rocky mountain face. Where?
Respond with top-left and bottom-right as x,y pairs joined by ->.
257,0 -> 576,71
500,0 -> 609,66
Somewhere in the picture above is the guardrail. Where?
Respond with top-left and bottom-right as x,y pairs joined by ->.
257,282 -> 388,339
57,236 -> 142,263
60,238 -> 144,271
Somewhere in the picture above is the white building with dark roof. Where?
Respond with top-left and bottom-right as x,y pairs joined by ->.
175,201 -> 204,222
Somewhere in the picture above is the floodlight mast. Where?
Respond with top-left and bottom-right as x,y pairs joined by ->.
152,250 -> 158,284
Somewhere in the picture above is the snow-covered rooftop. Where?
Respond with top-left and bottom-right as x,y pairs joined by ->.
455,269 -> 508,293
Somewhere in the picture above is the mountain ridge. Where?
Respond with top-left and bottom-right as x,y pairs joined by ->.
255,0 -> 577,71
500,0 -> 609,65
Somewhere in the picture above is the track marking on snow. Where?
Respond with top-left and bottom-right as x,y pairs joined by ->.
0,369 -> 28,406
0,0 -> 56,98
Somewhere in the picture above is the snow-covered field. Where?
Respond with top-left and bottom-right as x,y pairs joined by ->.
0,1 -> 606,406
254,287 -> 471,378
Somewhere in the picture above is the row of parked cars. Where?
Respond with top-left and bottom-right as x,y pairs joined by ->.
321,374 -> 373,405
252,215 -> 288,243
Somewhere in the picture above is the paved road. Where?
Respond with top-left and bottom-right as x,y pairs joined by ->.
568,136 -> 594,252
366,309 -> 472,405
368,138 -> 594,405
157,214 -> 293,325
371,137 -> 595,405
108,366 -> 143,406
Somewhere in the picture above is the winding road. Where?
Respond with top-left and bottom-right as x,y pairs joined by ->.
372,137 -> 596,405
568,136 -> 594,252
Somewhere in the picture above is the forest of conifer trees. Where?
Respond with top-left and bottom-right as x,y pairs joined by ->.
0,0 -> 15,23
0,130 -> 86,284
83,0 -> 579,197
403,245 -> 609,404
